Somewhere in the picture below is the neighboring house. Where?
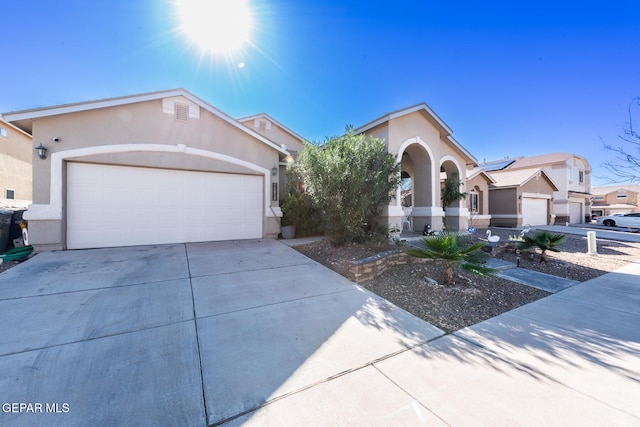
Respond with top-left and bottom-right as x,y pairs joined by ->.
237,113 -> 306,203
353,104 -> 479,233
3,89 -> 289,251
481,152 -> 592,224
466,167 -> 495,229
487,167 -> 559,227
0,116 -> 32,209
591,185 -> 640,216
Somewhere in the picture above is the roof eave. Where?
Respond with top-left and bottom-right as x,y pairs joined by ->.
3,89 -> 289,156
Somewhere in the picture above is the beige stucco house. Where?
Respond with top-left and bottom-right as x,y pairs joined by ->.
506,153 -> 592,224
591,185 -> 640,216
353,104 -> 479,234
3,89 -> 289,250
487,167 -> 559,227
0,117 -> 32,209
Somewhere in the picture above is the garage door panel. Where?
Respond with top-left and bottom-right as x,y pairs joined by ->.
569,203 -> 582,224
522,198 -> 548,226
67,163 -> 263,249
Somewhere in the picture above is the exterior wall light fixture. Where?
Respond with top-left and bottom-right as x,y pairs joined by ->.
271,166 -> 278,176
36,143 -> 48,160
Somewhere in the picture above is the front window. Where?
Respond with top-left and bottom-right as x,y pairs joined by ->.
578,171 -> 584,185
469,190 -> 479,213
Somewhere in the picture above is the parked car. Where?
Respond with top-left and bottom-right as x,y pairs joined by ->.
596,212 -> 640,228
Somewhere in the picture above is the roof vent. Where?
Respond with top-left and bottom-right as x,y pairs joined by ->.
162,96 -> 200,120
174,103 -> 189,122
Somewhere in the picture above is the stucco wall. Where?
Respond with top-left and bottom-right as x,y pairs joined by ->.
239,118 -> 305,156
521,174 -> 556,195
603,190 -> 639,208
466,173 -> 491,228
26,96 -> 283,249
31,99 -> 280,203
363,110 -> 473,232
0,120 -> 32,203
489,188 -> 518,227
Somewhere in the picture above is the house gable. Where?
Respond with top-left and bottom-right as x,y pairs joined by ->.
237,113 -> 306,156
489,167 -> 558,191
353,103 -> 478,166
4,89 -> 288,157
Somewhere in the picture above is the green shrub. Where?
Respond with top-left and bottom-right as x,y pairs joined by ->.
405,231 -> 496,286
281,190 -> 322,237
294,127 -> 401,244
517,231 -> 565,263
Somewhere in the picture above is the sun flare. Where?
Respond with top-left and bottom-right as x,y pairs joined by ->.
176,0 -> 251,54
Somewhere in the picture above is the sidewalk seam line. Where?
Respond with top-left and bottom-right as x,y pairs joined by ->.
371,364 -> 451,426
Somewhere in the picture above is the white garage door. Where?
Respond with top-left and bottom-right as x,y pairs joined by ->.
67,163 -> 263,249
521,197 -> 548,226
569,202 -> 583,224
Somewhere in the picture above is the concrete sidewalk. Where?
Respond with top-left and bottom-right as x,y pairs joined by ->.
0,240 -> 638,426
233,260 -> 640,426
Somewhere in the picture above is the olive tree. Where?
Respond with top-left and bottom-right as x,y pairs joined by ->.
441,173 -> 467,210
294,128 -> 401,243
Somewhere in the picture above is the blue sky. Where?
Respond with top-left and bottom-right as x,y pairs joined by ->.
2,1 -> 639,185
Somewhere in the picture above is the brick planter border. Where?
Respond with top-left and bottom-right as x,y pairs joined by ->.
349,249 -> 427,283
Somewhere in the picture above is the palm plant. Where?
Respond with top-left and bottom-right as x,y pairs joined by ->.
405,231 -> 496,286
517,231 -> 565,263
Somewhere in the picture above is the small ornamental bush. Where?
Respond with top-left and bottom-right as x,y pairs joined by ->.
405,231 -> 496,286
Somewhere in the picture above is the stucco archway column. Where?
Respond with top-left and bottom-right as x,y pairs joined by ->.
440,155 -> 470,231
380,136 -> 446,234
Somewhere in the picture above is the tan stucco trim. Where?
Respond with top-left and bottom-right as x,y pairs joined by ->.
396,136 -> 436,207
411,206 -> 445,217
445,207 -> 471,216
491,214 -> 523,219
470,214 -> 492,220
23,143 -> 278,221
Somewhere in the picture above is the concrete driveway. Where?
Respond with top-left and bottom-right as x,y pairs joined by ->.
0,239 -> 444,426
1,239 -> 639,426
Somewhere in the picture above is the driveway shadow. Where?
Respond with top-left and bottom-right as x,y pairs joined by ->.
186,239 -> 444,425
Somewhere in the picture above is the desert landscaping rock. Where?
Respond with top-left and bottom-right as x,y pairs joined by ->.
295,229 -> 640,332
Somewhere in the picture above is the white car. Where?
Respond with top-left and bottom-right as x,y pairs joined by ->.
597,212 -> 640,228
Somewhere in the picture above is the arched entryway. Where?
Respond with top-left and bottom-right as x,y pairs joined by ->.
389,137 -> 444,233
440,156 -> 469,231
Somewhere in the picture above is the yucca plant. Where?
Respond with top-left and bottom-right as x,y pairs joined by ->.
405,231 -> 496,286
517,231 -> 565,263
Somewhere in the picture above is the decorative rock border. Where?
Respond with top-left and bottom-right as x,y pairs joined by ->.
349,249 -> 428,283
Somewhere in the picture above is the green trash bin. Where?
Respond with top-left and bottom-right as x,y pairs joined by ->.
0,210 -> 13,253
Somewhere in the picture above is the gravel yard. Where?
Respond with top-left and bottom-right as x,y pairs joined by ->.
295,229 -> 640,332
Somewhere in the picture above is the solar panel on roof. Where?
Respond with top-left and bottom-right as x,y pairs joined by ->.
480,160 -> 515,171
